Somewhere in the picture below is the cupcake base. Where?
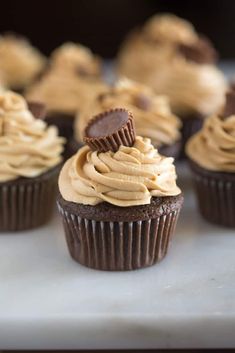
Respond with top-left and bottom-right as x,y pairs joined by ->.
0,164 -> 61,232
158,140 -> 181,159
45,113 -> 75,159
68,138 -> 84,157
189,160 -> 235,228
57,194 -> 183,271
180,114 -> 204,158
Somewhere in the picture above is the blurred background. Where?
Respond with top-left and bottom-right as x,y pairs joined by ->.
1,0 -> 234,59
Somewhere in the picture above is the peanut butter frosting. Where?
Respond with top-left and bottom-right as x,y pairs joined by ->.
118,14 -> 226,117
0,34 -> 46,89
59,136 -> 181,207
26,69 -> 107,115
0,91 -> 65,182
75,79 -> 181,146
50,42 -> 101,77
186,114 -> 235,172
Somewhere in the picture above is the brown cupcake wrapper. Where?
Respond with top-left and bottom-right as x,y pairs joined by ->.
0,166 -> 60,232
84,109 -> 136,152
180,116 -> 203,159
57,202 -> 180,271
190,161 -> 235,227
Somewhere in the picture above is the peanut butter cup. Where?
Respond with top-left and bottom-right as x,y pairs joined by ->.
178,36 -> 217,64
222,90 -> 235,118
27,101 -> 46,119
84,108 -> 135,152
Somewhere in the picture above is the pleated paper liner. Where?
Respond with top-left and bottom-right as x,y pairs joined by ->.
189,160 -> 235,227
57,195 -> 183,271
0,164 -> 61,232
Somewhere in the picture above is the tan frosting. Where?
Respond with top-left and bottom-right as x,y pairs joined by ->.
0,91 -> 65,182
0,34 -> 46,89
143,14 -> 197,45
50,42 -> 101,76
26,69 -> 107,115
59,136 -> 181,207
186,114 -> 235,172
118,14 -> 227,117
76,79 -> 181,146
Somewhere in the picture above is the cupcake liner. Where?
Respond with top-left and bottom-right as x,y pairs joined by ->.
57,202 -> 181,271
190,161 -> 235,227
0,165 -> 60,232
84,108 -> 135,152
180,115 -> 203,158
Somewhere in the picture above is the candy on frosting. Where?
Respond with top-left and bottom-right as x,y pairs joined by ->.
0,91 -> 65,182
59,136 -> 181,207
186,114 -> 235,172
118,14 -> 226,117
0,34 -> 46,89
26,69 -> 107,115
75,79 -> 181,146
50,42 -> 101,77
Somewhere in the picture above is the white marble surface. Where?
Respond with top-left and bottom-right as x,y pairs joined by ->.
0,162 -> 235,350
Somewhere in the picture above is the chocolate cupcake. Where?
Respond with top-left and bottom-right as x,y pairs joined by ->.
0,91 -> 65,231
0,33 -> 46,92
57,108 -> 183,271
186,91 -> 235,227
25,43 -> 106,157
117,14 -> 227,155
72,78 -> 182,158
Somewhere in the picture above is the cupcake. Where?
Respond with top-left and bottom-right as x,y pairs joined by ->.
57,108 -> 183,270
50,42 -> 101,76
0,91 -> 65,231
0,33 -> 46,92
117,14 -> 227,153
26,43 -> 106,155
72,79 -> 182,158
186,90 -> 235,227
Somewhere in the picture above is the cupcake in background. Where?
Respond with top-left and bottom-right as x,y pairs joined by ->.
26,42 -> 107,155
50,42 -> 101,77
57,108 -> 183,271
117,14 -> 227,153
186,90 -> 235,228
73,78 -> 182,158
0,33 -> 46,92
0,91 -> 65,231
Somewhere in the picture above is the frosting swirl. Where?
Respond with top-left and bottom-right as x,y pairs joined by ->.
0,34 -> 46,89
50,42 -> 101,77
59,136 -> 181,207
0,91 -> 65,182
26,69 -> 107,115
118,14 -> 226,117
186,114 -> 235,172
76,79 -> 181,146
